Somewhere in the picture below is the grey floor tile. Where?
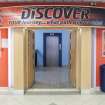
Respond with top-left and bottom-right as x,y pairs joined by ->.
0,95 -> 105,105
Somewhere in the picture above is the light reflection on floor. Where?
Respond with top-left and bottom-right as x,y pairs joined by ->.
33,67 -> 72,89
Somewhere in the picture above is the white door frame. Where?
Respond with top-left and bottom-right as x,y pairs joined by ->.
8,28 -> 14,88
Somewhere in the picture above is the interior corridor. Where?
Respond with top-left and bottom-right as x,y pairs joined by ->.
32,30 -> 72,89
33,67 -> 72,89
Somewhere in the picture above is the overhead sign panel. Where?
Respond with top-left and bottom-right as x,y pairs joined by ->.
0,6 -> 105,27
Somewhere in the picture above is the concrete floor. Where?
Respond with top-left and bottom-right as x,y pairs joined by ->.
1,95 -> 105,105
33,67 -> 72,89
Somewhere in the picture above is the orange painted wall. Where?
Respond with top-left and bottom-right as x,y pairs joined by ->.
96,28 -> 105,86
0,28 -> 8,87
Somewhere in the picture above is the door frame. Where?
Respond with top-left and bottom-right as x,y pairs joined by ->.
27,27 -> 80,90
12,27 -> 85,93
43,32 -> 62,67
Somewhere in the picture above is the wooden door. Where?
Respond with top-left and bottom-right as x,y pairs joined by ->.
70,30 -> 77,88
25,29 -> 35,89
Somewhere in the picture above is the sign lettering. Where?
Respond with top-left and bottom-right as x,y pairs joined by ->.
0,6 -> 105,27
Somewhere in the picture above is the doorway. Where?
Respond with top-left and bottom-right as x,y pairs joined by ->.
43,33 -> 62,67
33,29 -> 72,89
12,27 -> 92,93
13,27 -> 79,91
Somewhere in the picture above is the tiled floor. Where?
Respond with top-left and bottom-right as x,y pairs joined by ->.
9,66 -> 104,105
33,67 -> 72,89
0,95 -> 105,105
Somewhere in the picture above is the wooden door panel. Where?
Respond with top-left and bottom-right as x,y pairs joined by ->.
25,29 -> 35,89
70,30 -> 77,88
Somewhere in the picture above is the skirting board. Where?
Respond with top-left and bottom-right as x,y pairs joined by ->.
12,89 -> 25,95
80,87 -> 101,94
0,87 -> 12,95
0,87 -> 102,95
0,87 -> 25,95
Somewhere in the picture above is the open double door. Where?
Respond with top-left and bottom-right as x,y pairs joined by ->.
24,29 -> 77,89
13,28 -> 77,90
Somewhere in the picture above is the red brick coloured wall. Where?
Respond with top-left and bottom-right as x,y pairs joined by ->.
0,28 -> 8,87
